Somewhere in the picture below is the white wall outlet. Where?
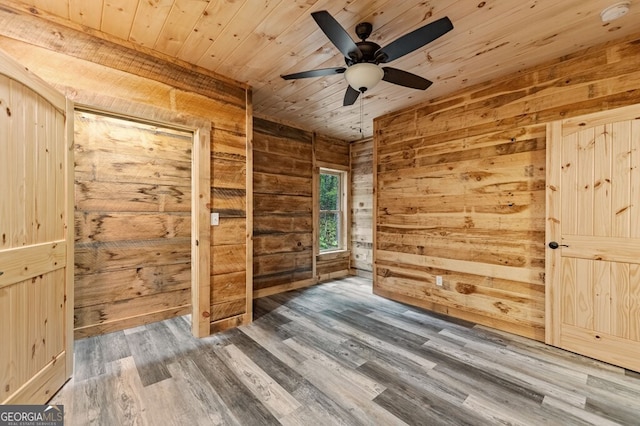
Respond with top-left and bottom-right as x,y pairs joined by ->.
436,275 -> 443,286
210,212 -> 219,226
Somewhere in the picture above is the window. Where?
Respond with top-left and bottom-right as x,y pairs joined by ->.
319,168 -> 346,252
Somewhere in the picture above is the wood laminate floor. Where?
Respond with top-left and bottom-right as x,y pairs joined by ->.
51,277 -> 640,425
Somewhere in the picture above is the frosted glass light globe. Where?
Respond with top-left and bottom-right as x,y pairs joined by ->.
344,63 -> 384,92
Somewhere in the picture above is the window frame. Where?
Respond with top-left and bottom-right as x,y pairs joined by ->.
318,167 -> 348,253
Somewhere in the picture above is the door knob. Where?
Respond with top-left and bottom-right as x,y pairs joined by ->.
548,241 -> 569,249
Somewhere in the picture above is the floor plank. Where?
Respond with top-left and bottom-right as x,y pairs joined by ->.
51,277 -> 640,425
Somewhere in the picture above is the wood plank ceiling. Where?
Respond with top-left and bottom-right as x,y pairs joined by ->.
12,0 -> 640,141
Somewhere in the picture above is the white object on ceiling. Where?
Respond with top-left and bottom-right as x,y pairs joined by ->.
600,2 -> 631,22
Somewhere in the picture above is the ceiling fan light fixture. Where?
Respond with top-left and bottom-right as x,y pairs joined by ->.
344,63 -> 384,93
282,11 -> 453,107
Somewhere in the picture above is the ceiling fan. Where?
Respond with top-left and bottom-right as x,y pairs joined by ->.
281,11 -> 454,106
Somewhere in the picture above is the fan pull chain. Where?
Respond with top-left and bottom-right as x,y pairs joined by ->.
359,94 -> 364,138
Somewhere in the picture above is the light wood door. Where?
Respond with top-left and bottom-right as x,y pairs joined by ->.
546,104 -> 640,372
0,49 -> 74,403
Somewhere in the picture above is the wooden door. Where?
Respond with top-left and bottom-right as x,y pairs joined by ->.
546,104 -> 640,372
0,50 -> 74,403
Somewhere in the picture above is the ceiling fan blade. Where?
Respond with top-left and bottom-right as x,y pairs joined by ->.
382,67 -> 432,90
376,17 -> 453,63
281,67 -> 346,80
343,85 -> 360,106
312,10 -> 363,62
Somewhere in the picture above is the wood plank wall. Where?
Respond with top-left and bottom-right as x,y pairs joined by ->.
253,118 -> 314,296
315,133 -> 351,280
0,5 -> 250,337
210,126 -> 250,329
373,32 -> 640,341
252,118 -> 351,298
350,138 -> 374,278
73,112 -> 193,338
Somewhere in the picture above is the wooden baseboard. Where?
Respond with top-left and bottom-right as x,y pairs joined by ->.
317,269 -> 350,282
373,286 -> 545,342
253,278 -> 317,299
209,314 -> 247,334
74,305 -> 191,339
349,268 -> 373,279
252,268 -> 352,300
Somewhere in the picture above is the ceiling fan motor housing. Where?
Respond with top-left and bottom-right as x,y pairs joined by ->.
350,22 -> 388,65
355,22 -> 373,40
347,40 -> 383,65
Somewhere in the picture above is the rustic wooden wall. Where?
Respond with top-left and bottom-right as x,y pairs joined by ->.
252,118 -> 351,298
374,33 -> 640,341
210,125 -> 250,331
74,112 -> 192,338
253,118 -> 314,297
350,138 -> 374,278
315,133 -> 351,168
0,4 -> 251,337
315,133 -> 351,280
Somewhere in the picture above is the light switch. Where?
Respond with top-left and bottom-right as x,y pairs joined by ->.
210,212 -> 219,226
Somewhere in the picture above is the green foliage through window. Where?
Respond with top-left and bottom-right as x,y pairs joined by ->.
319,171 -> 342,251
